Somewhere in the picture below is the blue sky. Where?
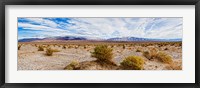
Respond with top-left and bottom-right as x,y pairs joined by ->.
18,17 -> 182,40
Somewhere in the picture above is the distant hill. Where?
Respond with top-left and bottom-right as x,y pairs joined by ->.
18,36 -> 182,42
18,38 -> 44,42
107,37 -> 182,42
18,36 -> 87,42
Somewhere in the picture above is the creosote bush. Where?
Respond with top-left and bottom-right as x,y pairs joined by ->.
143,48 -> 158,60
156,52 -> 173,64
84,45 -> 87,49
120,56 -> 144,70
38,46 -> 44,51
46,48 -> 60,56
46,48 -> 53,56
91,45 -> 113,63
64,60 -> 79,70
123,45 -> 126,49
136,49 -> 141,52
63,45 -> 66,49
143,51 -> 152,60
68,46 -> 73,49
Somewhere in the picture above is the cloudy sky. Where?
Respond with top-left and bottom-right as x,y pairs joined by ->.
18,17 -> 182,40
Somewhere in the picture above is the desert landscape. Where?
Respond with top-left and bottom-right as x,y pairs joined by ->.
18,41 -> 182,70
18,17 -> 182,70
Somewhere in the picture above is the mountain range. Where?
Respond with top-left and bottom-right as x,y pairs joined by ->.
18,36 -> 182,42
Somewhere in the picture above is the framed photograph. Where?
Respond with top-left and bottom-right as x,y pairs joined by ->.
0,0 -> 199,88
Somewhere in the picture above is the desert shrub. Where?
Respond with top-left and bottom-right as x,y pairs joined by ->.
164,48 -> 168,50
91,45 -> 113,63
18,45 -> 22,50
136,49 -> 141,52
51,49 -> 60,52
123,45 -> 126,49
46,48 -> 53,56
84,45 -> 87,49
68,46 -> 73,49
75,46 -> 79,49
38,46 -> 44,51
63,45 -> 66,49
143,51 -> 152,59
156,52 -> 173,64
120,56 -> 144,70
45,48 -> 60,56
64,60 -> 80,70
143,48 -> 158,59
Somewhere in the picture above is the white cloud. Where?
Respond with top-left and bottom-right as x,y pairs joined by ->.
18,17 -> 182,39
65,18 -> 182,39
22,18 -> 58,28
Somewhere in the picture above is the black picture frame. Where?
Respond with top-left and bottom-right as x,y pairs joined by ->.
0,0 -> 199,88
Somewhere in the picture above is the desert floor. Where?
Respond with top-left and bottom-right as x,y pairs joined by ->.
18,41 -> 182,70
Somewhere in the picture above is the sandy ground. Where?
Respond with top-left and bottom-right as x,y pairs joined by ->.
18,42 -> 182,70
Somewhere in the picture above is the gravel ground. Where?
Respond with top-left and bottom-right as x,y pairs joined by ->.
18,44 -> 182,70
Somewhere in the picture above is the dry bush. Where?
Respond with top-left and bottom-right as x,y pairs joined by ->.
149,48 -> 158,56
143,47 -> 158,59
123,45 -> 126,49
51,48 -> 60,52
91,45 -> 114,64
68,46 -> 73,49
46,48 -> 53,56
18,45 -> 22,50
45,48 -> 60,56
120,56 -> 145,70
165,59 -> 182,70
53,44 -> 56,47
64,60 -> 80,70
38,46 -> 44,51
143,51 -> 152,60
164,48 -> 168,50
136,49 -> 142,52
156,52 -> 173,64
63,45 -> 66,49
84,45 -> 87,49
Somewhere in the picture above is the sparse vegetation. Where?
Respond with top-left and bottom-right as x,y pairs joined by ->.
46,48 -> 53,56
136,49 -> 141,52
63,45 -> 66,49
123,45 -> 126,49
120,56 -> 144,70
45,48 -> 60,56
64,60 -> 79,70
38,46 -> 44,51
84,45 -> 87,49
75,46 -> 79,49
143,51 -> 152,60
68,46 -> 73,49
18,41 -> 182,70
156,52 -> 173,64
91,45 -> 114,63
164,48 -> 168,50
